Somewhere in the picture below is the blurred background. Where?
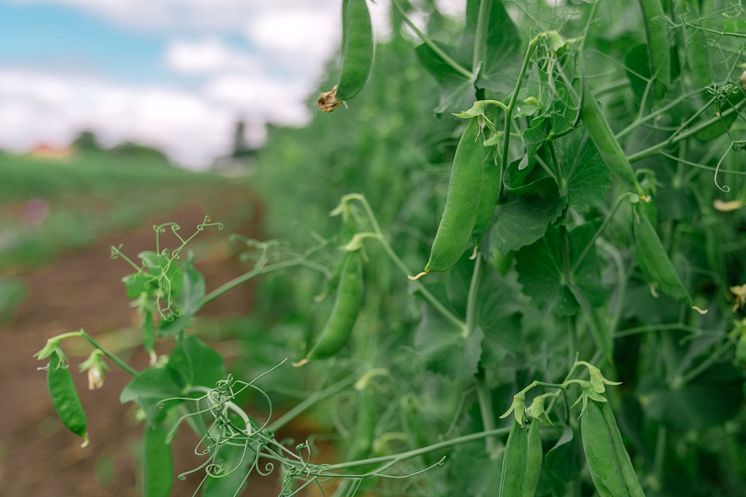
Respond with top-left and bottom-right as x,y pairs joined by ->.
0,1 -> 465,495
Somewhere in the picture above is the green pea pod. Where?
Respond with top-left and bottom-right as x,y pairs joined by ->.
523,421 -> 543,497
581,399 -> 646,497
420,118 -> 486,275
318,0 -> 373,112
580,84 -> 639,191
299,252 -> 364,363
632,206 -> 691,304
499,419 -> 542,497
319,205 -> 359,301
347,386 -> 376,460
472,158 -> 501,241
47,349 -> 88,446
638,0 -> 670,97
143,423 -> 173,497
333,386 -> 377,497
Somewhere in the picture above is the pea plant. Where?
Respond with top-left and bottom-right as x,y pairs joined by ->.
37,1 -> 746,496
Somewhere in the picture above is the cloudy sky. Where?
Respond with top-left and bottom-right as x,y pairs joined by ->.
0,0 -> 422,168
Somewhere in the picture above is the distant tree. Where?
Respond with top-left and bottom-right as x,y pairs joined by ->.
111,141 -> 170,165
72,131 -> 101,151
231,119 -> 255,158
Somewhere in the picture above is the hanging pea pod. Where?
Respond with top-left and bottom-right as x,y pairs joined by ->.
638,0 -> 670,98
498,419 -> 543,497
632,205 -> 691,304
321,202 -> 360,300
143,423 -> 173,497
580,84 -> 640,192
318,0 -> 374,112
472,156 -> 501,242
333,381 -> 377,497
47,349 -> 88,446
414,118 -> 486,277
581,398 -> 646,497
296,252 -> 364,365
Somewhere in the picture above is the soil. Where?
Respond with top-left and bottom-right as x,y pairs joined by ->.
0,186 -> 291,497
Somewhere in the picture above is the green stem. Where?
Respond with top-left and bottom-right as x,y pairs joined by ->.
500,35 -> 541,191
319,426 -> 511,471
570,193 -> 636,274
627,99 -> 746,162
475,377 -> 500,457
268,376 -> 357,433
390,0 -> 472,79
472,0 -> 492,71
201,258 -> 308,306
464,256 -> 482,338
615,88 -> 705,139
79,331 -> 138,376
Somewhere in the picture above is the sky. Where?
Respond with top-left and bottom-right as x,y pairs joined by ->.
0,0 -> 421,168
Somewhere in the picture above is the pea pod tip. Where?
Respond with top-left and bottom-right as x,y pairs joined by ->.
293,358 -> 309,368
408,271 -> 428,281
691,305 -> 708,315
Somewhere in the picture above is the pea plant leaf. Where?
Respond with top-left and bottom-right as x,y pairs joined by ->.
413,304 -> 483,383
554,134 -> 610,211
120,367 -> 183,422
488,187 -> 565,253
158,259 -> 205,336
638,363 -> 743,431
414,42 -> 476,115
448,441 -> 502,497
167,335 -> 225,389
515,224 -> 608,316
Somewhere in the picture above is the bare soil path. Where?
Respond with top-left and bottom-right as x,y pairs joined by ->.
0,187 -> 266,497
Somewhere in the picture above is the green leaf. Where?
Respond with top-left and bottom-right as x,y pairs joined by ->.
415,42 -> 469,87
415,42 -> 476,115
639,363 -> 743,431
515,224 -> 608,316
158,260 -> 205,336
544,425 -> 583,482
123,272 -> 152,299
413,305 -> 483,383
121,367 -> 183,422
488,188 -> 564,253
624,44 -> 652,104
554,133 -> 610,211
448,442 -> 502,497
143,423 -> 173,497
201,443 -> 255,497
168,335 -> 225,389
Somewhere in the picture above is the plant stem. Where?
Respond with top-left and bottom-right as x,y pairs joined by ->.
78,330 -> 138,376
319,426 -> 511,471
499,35 -> 540,191
202,258 -> 307,306
268,376 -> 356,432
464,256 -> 482,338
472,0 -> 492,71
475,376 -> 500,457
570,192 -> 635,274
627,99 -> 746,162
390,0 -> 472,79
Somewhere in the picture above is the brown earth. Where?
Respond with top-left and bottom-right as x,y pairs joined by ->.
0,187 -> 288,497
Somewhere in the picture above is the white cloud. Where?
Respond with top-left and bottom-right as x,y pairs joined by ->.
165,38 -> 260,75
0,68 -> 239,168
3,0 -> 398,167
